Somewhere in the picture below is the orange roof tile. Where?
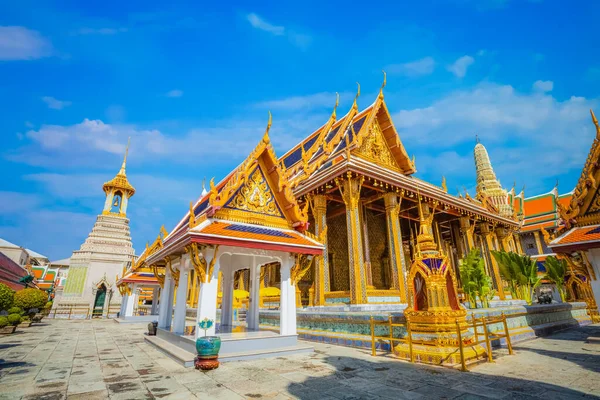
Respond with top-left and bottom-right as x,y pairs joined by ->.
551,224 -> 600,247
524,194 -> 555,217
198,221 -> 320,248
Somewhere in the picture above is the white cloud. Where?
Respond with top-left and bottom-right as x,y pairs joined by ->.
533,80 -> 553,92
76,27 -> 128,35
0,26 -> 52,61
394,82 -> 599,193
447,55 -> 475,78
246,13 -> 284,35
246,13 -> 310,50
24,121 -> 34,128
166,89 -> 183,98
254,91 -> 351,112
386,57 -> 435,77
6,112 -> 326,170
41,96 -> 72,110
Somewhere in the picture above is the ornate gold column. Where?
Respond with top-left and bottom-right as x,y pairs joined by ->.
313,194 -> 329,306
514,233 -> 524,254
336,173 -> 367,304
459,216 -> 475,252
533,231 -> 544,254
480,223 -> 506,300
383,192 -> 408,303
361,204 -> 374,289
495,226 -> 510,252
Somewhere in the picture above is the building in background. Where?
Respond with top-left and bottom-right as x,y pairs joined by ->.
57,143 -> 136,317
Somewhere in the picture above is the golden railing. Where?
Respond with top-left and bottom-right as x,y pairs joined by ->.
370,312 -> 514,372
50,306 -> 90,320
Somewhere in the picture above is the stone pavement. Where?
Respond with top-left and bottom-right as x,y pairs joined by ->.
0,319 -> 599,399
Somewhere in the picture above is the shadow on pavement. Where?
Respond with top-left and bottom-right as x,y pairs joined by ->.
286,353 -> 592,400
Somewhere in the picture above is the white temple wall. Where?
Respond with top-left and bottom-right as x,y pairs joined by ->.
585,249 -> 600,312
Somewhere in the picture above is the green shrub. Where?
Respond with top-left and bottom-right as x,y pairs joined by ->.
0,283 -> 14,311
7,314 -> 21,326
0,316 -> 8,328
8,307 -> 23,315
44,301 -> 53,309
21,315 -> 30,322
14,289 -> 47,311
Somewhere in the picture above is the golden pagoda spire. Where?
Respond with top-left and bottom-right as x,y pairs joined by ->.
415,187 -> 438,253
102,137 -> 135,196
333,92 -> 339,119
118,137 -> 130,176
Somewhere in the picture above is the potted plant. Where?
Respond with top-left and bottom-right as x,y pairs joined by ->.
0,316 -> 15,334
7,313 -> 21,331
195,318 -> 221,371
19,315 -> 32,328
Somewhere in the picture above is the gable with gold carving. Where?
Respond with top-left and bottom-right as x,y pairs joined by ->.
223,165 -> 284,218
353,118 -> 400,171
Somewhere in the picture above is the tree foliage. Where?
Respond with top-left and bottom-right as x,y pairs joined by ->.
459,248 -> 495,308
7,314 -> 21,326
491,250 -> 542,304
0,283 -> 14,312
544,256 -> 568,302
13,288 -> 47,311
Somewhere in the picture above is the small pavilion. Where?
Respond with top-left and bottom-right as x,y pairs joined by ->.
141,116 -> 324,360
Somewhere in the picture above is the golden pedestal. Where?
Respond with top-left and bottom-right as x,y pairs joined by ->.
394,309 -> 487,367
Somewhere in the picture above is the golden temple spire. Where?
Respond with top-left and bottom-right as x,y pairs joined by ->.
333,92 -> 339,118
379,70 -> 386,99
119,137 -> 130,176
441,176 -> 447,193
591,109 -> 600,139
352,82 -> 360,110
102,137 -> 135,197
415,186 -> 438,253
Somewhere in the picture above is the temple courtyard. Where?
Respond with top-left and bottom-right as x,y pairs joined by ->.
0,320 -> 599,400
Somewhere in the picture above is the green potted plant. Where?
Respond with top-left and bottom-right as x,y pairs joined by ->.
7,313 -> 21,330
195,318 -> 221,371
14,288 -> 48,315
544,256 -> 568,302
19,315 -> 32,328
0,316 -> 14,334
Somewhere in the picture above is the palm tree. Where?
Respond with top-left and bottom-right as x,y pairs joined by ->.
460,249 -> 495,308
492,251 -> 542,304
544,256 -> 568,302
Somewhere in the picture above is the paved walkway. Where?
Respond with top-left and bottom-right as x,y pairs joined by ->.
0,319 -> 599,399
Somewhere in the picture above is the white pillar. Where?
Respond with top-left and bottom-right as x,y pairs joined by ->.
120,293 -> 129,317
158,268 -> 174,329
195,250 -> 220,339
173,257 -> 190,335
220,268 -> 234,328
248,257 -> 260,331
280,255 -> 297,335
151,287 -> 159,315
125,285 -> 137,317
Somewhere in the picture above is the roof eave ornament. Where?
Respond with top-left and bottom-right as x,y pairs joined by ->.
591,109 -> 600,139
352,82 -> 360,110
378,70 -> 386,100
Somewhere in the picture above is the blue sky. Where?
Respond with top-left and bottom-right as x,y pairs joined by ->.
1,0 -> 598,260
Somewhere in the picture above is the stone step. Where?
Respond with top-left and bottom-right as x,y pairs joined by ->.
144,335 -> 313,366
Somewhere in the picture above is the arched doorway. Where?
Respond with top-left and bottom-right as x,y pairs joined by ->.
93,284 -> 107,318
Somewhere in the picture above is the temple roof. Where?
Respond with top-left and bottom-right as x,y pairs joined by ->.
116,271 -> 158,286
550,224 -> 600,252
520,189 -> 573,232
0,251 -> 33,290
557,110 -> 600,229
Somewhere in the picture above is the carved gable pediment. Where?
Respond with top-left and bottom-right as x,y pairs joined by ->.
223,165 -> 284,218
353,118 -> 400,171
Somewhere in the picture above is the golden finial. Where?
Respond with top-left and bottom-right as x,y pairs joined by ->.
441,176 -> 447,193
263,111 -> 272,144
411,154 -> 416,166
591,109 -> 600,139
378,70 -> 386,99
475,134 -> 480,144
353,82 -> 361,109
118,137 -> 131,176
334,92 -> 339,115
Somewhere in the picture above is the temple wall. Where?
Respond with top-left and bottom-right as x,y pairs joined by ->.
365,209 -> 388,289
259,302 -> 591,351
327,213 -> 349,292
